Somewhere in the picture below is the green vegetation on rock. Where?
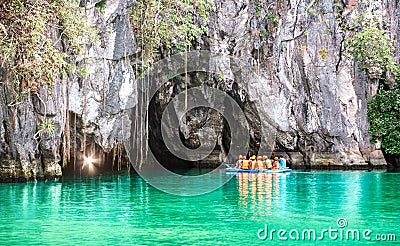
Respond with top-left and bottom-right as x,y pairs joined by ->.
345,14 -> 400,155
130,0 -> 212,65
345,27 -> 396,79
266,13 -> 279,28
367,87 -> 400,154
95,0 -> 107,14
0,0 -> 97,94
35,119 -> 56,139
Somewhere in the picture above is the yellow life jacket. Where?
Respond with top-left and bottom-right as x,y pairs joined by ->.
242,160 -> 250,170
257,160 -> 264,170
251,160 -> 257,169
266,159 -> 272,169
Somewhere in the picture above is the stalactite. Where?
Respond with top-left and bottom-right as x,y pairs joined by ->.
185,48 -> 188,110
118,142 -> 122,171
64,79 -> 71,167
112,142 -> 117,171
145,60 -> 149,160
90,143 -> 95,163
139,21 -> 144,169
134,52 -> 139,169
73,113 -> 77,172
102,56 -> 107,112
102,152 -> 105,169
257,48 -> 260,74
83,75 -> 87,159
82,5 -> 88,163
127,157 -> 130,173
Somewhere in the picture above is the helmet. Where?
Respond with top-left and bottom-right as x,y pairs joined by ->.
274,157 -> 278,161
257,156 -> 262,160
251,155 -> 256,160
239,155 -> 243,159
263,155 -> 267,159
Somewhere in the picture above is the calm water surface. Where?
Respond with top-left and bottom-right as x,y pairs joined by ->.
0,171 -> 399,245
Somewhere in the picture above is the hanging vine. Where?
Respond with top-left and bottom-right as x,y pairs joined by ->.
0,0 -> 97,93
0,0 -> 98,171
130,0 -> 212,66
129,0 -> 212,167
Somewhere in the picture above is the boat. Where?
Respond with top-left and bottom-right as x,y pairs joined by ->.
225,167 -> 293,174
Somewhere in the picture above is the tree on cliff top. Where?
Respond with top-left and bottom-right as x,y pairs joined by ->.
345,14 -> 400,155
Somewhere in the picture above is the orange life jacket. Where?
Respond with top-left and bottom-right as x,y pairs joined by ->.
242,160 -> 250,169
273,160 -> 279,169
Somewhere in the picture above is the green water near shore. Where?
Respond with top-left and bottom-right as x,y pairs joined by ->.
0,171 -> 399,245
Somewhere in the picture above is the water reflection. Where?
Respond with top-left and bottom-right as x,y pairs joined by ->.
237,172 -> 290,218
234,171 -> 400,230
0,172 -> 399,245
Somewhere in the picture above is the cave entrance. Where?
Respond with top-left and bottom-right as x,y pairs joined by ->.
146,81 -> 261,171
62,141 -> 130,177
148,92 -> 230,170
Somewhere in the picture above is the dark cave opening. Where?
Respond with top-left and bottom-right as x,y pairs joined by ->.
62,113 -> 130,177
146,78 -> 262,170
147,89 -> 229,171
62,141 -> 131,177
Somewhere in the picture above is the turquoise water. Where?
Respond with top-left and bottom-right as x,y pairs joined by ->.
0,171 -> 399,245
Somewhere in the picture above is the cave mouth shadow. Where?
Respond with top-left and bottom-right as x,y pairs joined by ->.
147,92 -> 232,174
137,67 -> 262,175
62,141 -> 130,178
146,84 -> 261,174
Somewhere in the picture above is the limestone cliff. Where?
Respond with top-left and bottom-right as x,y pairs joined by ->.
150,0 -> 396,169
0,0 -> 398,181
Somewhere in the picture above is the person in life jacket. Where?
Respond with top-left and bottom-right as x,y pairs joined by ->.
257,156 -> 264,170
279,156 -> 287,169
272,157 -> 279,169
241,156 -> 250,170
241,155 -> 247,168
265,157 -> 272,170
250,155 -> 257,169
262,155 -> 267,169
236,155 -> 244,168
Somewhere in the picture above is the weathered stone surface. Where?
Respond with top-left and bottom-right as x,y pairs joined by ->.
69,0 -> 137,153
101,0 -> 393,169
0,82 -> 66,182
167,0 -> 392,168
0,160 -> 25,182
0,0 -> 137,181
369,150 -> 387,166
2,0 -> 400,182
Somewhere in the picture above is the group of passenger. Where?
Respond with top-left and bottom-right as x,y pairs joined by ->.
235,155 -> 287,170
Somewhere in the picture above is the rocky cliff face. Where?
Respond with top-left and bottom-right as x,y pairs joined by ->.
155,0 -> 396,169
203,0 -> 388,169
0,0 -> 398,181
0,0 -> 136,181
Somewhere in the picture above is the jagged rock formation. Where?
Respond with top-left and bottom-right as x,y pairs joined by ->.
1,0 -> 399,181
0,0 -> 136,181
156,0 -> 395,169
